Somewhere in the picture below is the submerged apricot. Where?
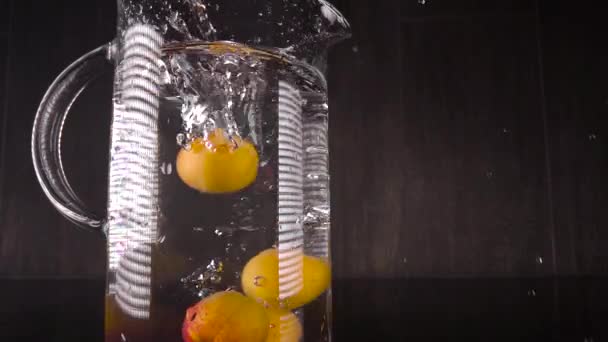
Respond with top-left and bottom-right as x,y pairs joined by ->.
176,129 -> 259,194
182,291 -> 269,342
241,248 -> 331,309
265,308 -> 303,342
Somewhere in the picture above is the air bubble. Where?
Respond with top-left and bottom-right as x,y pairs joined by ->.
176,133 -> 187,146
254,276 -> 266,287
160,162 -> 173,175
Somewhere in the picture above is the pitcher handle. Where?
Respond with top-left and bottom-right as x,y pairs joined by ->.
31,43 -> 115,232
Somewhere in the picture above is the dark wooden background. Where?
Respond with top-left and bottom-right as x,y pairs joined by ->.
0,0 -> 607,279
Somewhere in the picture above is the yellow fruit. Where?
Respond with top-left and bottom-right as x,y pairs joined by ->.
241,248 -> 331,309
182,291 -> 269,342
265,309 -> 303,342
176,128 -> 259,194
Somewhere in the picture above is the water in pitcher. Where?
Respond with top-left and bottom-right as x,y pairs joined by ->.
105,41 -> 331,342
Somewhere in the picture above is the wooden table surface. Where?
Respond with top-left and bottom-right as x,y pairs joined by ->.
1,277 -> 608,341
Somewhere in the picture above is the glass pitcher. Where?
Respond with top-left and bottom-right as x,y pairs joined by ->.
31,1 -> 350,341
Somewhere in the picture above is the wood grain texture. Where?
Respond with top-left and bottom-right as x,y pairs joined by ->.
329,0 -> 552,277
0,0 -> 606,279
328,0 -> 405,278
538,0 -> 608,275
0,0 -> 14,275
400,10 -> 552,276
0,0 -> 115,277
401,0 -> 534,18
0,0 -> 11,155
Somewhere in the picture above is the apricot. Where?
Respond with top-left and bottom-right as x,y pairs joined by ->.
241,248 -> 331,309
176,129 -> 259,194
265,308 -> 303,342
182,291 -> 269,342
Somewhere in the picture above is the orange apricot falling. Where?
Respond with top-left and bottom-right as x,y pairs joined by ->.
176,128 -> 259,194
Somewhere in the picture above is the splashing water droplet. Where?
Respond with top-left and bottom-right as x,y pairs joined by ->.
527,289 -> 537,296
536,256 -> 543,265
418,0 -> 429,4
589,133 -> 598,141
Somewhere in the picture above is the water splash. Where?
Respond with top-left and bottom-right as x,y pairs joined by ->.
181,258 -> 225,298
161,44 -> 267,148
